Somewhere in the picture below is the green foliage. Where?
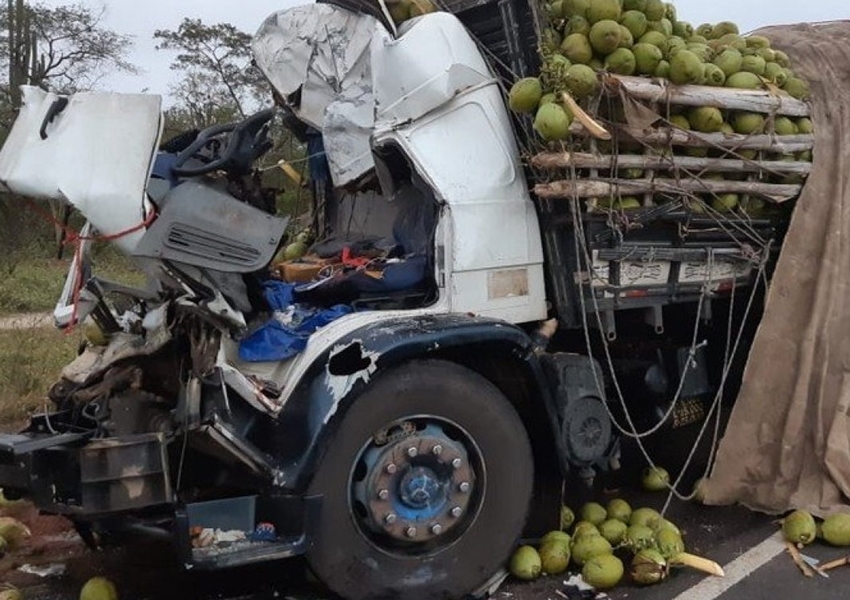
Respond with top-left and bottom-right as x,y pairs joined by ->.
0,326 -> 81,425
155,18 -> 268,128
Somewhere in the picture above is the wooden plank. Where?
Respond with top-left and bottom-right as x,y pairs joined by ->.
604,74 -> 812,117
531,151 -> 813,175
534,177 -> 803,203
608,124 -> 815,153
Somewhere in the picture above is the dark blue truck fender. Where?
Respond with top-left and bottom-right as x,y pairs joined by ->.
271,314 -> 565,496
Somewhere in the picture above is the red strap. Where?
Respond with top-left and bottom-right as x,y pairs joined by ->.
24,199 -> 158,331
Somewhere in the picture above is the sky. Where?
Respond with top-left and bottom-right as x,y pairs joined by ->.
38,0 -> 849,102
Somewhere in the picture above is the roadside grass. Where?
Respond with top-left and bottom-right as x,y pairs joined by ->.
0,243 -> 146,315
0,327 -> 82,425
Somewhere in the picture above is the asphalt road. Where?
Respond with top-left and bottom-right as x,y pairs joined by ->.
5,489 -> 850,600
4,420 -> 847,600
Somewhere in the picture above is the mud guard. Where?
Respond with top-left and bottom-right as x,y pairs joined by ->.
271,314 -> 564,492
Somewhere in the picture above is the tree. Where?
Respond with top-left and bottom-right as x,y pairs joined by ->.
154,18 -> 268,129
1,1 -> 137,112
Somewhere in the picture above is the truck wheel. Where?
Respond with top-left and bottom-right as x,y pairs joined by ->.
306,359 -> 534,600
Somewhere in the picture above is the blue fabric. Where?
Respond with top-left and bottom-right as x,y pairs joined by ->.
238,281 -> 352,362
306,128 -> 330,186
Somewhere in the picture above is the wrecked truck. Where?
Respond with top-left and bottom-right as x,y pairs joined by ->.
0,0 -> 809,598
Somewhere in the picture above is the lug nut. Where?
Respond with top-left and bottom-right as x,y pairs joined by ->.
431,524 -> 443,535
407,447 -> 418,458
378,489 -> 389,500
451,458 -> 462,469
385,513 -> 397,524
386,463 -> 397,474
458,482 -> 470,493
406,526 -> 417,538
432,445 -> 443,456
450,506 -> 462,518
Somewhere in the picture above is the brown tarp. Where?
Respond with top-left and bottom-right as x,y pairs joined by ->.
704,21 -> 850,516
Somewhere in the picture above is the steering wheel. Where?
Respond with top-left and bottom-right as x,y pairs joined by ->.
171,109 -> 276,177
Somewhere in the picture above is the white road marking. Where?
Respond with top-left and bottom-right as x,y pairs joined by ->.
671,532 -> 787,600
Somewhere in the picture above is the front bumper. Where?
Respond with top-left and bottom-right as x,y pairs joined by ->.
0,429 -> 172,516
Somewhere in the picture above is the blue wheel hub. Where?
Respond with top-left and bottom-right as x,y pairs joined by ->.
351,422 -> 478,544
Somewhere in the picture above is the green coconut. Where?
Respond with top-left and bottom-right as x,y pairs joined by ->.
688,107 -> 724,134
589,20 -> 623,55
284,241 -> 308,261
510,545 -> 542,580
774,116 -> 798,136
822,514 -> 850,547
620,10 -> 648,39
561,33 -> 594,64
666,35 -> 687,59
563,0 -> 590,18
689,33 -> 708,44
80,577 -> 119,600
797,117 -> 814,134
571,534 -> 613,566
508,77 -> 543,113
647,19 -> 672,37
539,93 -> 557,106
565,63 -> 599,98
539,540 -> 571,574
581,502 -> 609,526
568,15 -> 592,35
540,28 -> 562,54
732,112 -> 765,134
573,520 -> 600,539
712,193 -> 739,212
669,50 -> 703,85
607,498 -> 632,523
618,25 -> 634,48
605,48 -> 636,74
654,59 -> 670,78
664,2 -> 676,20
711,21 -> 740,39
632,43 -> 663,75
654,518 -> 682,537
696,23 -> 713,38
655,528 -> 686,559
668,114 -> 690,130
686,43 -> 713,63
630,507 -> 662,528
560,505 -> 576,531
643,0 -> 665,21
774,49 -> 791,67
725,71 -> 762,89
638,30 -> 668,54
582,554 -> 623,590
599,518 -> 629,545
588,57 -> 604,70
746,34 -> 771,49
623,0 -> 646,11
713,33 -> 747,51
784,77 -> 811,99
763,62 -> 787,86
642,467 -> 671,494
702,63 -> 726,86
631,548 -> 668,586
547,0 -> 566,19
713,48 -> 743,77
534,103 -> 573,141
587,0 -> 621,23
757,47 -> 777,63
673,21 -> 693,38
542,530 -> 572,551
782,510 -> 817,545
740,55 -> 766,76
624,524 -> 656,551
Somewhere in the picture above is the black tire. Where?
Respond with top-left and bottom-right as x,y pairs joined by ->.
306,359 -> 534,600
